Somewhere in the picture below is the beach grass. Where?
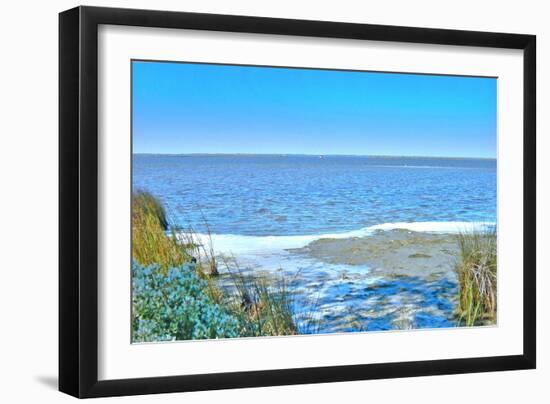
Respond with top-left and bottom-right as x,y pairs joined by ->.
131,190 -> 298,341
220,255 -> 297,337
134,190 -> 169,230
132,190 -> 191,272
455,228 -> 497,326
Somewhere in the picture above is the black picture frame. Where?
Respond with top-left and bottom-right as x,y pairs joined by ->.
59,5 -> 536,398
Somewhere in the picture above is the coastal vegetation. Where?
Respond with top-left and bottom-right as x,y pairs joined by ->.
131,191 -> 297,342
132,190 -> 190,272
455,229 -> 497,326
132,261 -> 240,341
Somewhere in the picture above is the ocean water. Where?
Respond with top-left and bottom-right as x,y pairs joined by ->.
133,154 -> 496,237
133,154 -> 496,332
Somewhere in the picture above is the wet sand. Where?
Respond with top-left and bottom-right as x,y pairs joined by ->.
291,229 -> 459,281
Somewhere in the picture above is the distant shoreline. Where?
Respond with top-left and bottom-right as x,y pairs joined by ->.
132,153 -> 497,160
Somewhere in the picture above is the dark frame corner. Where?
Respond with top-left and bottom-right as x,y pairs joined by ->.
59,5 -> 536,398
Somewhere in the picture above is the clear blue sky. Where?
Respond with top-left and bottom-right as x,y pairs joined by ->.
132,61 -> 496,158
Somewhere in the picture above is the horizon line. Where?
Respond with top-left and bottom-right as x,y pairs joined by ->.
132,152 -> 496,160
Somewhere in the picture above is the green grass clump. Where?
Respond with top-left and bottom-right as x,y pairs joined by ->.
134,190 -> 168,230
455,229 -> 497,326
221,258 -> 297,337
132,191 -> 191,272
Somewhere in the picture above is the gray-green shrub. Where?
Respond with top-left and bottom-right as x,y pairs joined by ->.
132,261 -> 239,342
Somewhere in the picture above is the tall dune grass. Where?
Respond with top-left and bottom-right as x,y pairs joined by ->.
134,190 -> 169,230
455,229 -> 497,326
220,255 -> 297,337
132,190 -> 190,272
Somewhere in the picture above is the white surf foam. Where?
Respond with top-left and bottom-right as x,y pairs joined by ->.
181,221 -> 495,255
186,229 -> 371,255
367,221 -> 495,234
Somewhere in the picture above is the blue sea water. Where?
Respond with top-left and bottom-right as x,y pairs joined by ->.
133,154 -> 496,237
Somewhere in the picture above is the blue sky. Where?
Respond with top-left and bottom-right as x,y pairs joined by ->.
132,61 -> 496,158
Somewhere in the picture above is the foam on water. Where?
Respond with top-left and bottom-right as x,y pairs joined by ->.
181,221 -> 495,255
367,221 -> 495,234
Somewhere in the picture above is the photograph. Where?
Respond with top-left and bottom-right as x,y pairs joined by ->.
130,60 -> 497,343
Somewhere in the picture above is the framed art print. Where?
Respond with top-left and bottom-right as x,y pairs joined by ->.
59,6 -> 536,398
